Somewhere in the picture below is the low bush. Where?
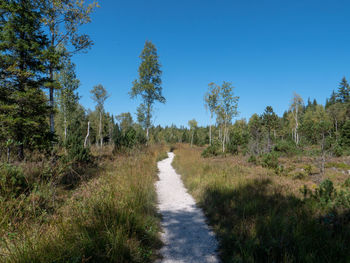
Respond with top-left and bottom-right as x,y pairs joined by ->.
201,144 -> 220,158
226,141 -> 238,155
0,163 -> 27,198
248,155 -> 257,165
273,140 -> 298,156
261,152 -> 279,169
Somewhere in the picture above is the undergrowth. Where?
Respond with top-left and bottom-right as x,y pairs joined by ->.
0,145 -> 165,263
173,144 -> 350,263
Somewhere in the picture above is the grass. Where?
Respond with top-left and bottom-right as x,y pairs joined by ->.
1,145 -> 166,263
172,144 -> 350,263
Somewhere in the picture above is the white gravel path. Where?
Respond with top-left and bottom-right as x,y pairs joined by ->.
155,152 -> 219,263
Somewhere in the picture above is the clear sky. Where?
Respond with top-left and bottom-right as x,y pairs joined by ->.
72,0 -> 350,127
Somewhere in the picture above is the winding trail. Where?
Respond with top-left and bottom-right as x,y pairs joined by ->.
155,152 -> 219,263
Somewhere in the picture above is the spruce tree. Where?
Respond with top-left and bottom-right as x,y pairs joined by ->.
337,77 -> 350,103
0,0 -> 51,160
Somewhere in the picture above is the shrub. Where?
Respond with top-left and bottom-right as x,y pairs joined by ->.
303,179 -> 350,210
0,163 -> 27,197
332,143 -> 343,157
226,141 -> 238,155
64,120 -> 91,164
261,152 -> 279,169
201,144 -> 220,158
304,164 -> 312,176
248,155 -> 257,165
273,140 -> 298,156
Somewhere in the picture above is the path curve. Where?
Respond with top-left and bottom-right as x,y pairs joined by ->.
155,152 -> 219,263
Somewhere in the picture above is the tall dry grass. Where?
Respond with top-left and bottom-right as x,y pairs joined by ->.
173,144 -> 350,263
1,145 -> 166,263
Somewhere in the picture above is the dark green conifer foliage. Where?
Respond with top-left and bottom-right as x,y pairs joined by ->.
337,77 -> 350,103
0,0 -> 51,160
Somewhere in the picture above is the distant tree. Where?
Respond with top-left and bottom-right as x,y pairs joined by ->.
116,112 -> 133,131
0,0 -> 51,160
188,119 -> 198,147
337,77 -> 350,103
130,41 -> 166,141
216,82 -> 239,152
262,106 -> 278,152
341,120 -> 350,147
302,105 -> 332,175
326,103 -> 346,138
90,84 -> 109,147
289,93 -> 304,145
41,0 -> 99,134
248,114 -> 263,154
204,82 -> 220,145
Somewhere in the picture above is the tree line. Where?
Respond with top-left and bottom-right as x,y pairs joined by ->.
0,0 -> 166,163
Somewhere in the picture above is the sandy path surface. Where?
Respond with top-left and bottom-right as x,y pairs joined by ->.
155,152 -> 219,263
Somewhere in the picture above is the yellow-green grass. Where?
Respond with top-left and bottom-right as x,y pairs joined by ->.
173,144 -> 350,263
1,145 -> 166,263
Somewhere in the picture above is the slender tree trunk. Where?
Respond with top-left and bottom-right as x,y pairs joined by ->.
99,111 -> 102,147
191,131 -> 194,147
7,146 -> 10,163
84,121 -> 90,148
222,121 -> 226,153
64,108 -> 67,141
209,117 -> 212,145
49,30 -> 55,134
18,144 -> 24,161
49,69 -> 55,134
320,133 -> 326,176
267,129 -> 271,152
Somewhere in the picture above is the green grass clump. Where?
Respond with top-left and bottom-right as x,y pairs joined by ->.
325,162 -> 350,170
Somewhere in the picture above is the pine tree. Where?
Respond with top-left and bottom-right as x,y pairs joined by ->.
0,0 -> 51,160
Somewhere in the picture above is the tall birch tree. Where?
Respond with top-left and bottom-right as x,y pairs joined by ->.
90,84 -> 108,148
216,82 -> 239,152
130,41 -> 165,141
289,93 -> 304,145
204,82 -> 219,145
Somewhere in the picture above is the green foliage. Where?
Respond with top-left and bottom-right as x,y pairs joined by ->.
131,41 -> 165,139
273,140 -> 298,156
248,155 -> 257,165
303,179 -> 350,210
304,164 -> 312,176
201,144 -> 220,158
342,120 -> 350,147
261,152 -> 279,169
0,0 -> 52,159
112,124 -> 146,153
0,163 -> 26,198
226,141 -> 238,155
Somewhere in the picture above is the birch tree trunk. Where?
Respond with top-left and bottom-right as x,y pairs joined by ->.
99,111 -> 102,148
222,121 -> 226,153
209,117 -> 212,145
84,121 -> 90,148
64,107 -> 67,142
191,131 -> 194,147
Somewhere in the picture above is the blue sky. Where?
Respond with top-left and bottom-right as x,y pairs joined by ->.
73,0 -> 350,127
